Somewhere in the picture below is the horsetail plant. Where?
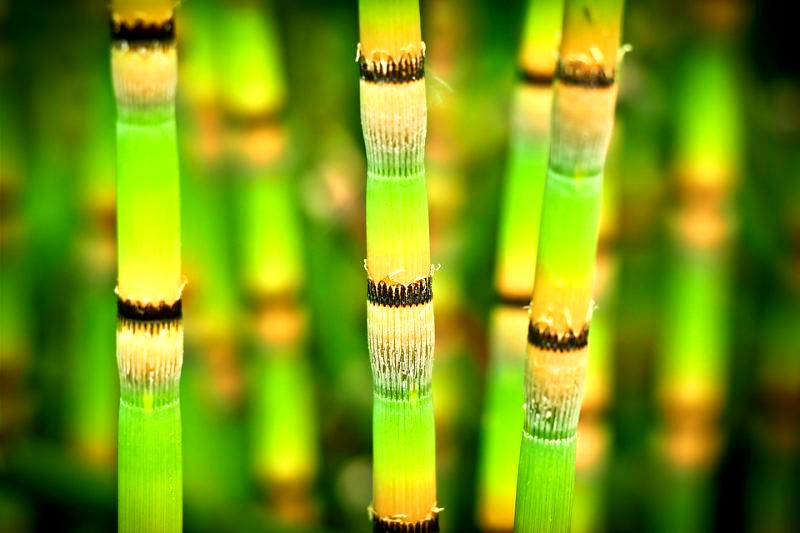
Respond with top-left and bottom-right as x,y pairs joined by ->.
358,0 -> 440,530
475,0 -> 564,529
655,34 -> 741,533
218,0 -> 319,520
515,1 -> 624,531
110,1 -> 184,530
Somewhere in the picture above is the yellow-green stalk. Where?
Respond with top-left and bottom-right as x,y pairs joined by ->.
476,1 -> 564,530
217,0 -> 318,521
358,0 -> 439,530
656,35 -> 741,533
71,66 -> 118,467
515,1 -> 624,531
572,124 -> 621,533
111,1 -> 184,531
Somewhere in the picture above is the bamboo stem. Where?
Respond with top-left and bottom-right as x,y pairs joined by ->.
358,0 -> 439,530
111,1 -> 184,530
477,1 -> 564,530
216,0 -> 318,520
515,1 -> 624,531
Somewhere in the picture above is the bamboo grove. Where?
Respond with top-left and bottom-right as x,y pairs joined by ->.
4,0 -> 795,531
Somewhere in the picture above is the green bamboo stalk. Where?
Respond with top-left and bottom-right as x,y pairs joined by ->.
70,65 -> 118,468
515,1 -> 624,531
358,0 -> 439,530
111,1 -> 184,531
215,0 -> 319,521
476,1 -> 564,529
656,38 -> 741,533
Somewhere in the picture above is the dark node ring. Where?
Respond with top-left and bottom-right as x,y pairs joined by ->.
118,296 -> 182,321
359,53 -> 425,84
111,18 -> 175,45
528,322 -> 589,352
497,292 -> 531,309
368,276 -> 433,307
556,60 -> 615,88
373,514 -> 440,533
519,68 -> 555,87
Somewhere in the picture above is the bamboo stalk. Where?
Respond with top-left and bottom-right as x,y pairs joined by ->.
357,0 -> 439,530
216,0 -> 319,521
110,1 -> 184,531
515,1 -> 623,531
656,36 -> 741,533
476,1 -> 564,530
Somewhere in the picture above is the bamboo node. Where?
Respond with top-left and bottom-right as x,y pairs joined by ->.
367,276 -> 433,307
357,43 -> 426,84
556,59 -> 615,88
111,18 -> 175,48
527,322 -> 589,352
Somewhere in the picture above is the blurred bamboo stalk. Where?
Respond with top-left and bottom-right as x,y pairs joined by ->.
475,0 -> 564,530
216,0 -> 319,522
656,16 -> 742,531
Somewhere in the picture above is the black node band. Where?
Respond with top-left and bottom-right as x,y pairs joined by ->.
373,514 -> 440,533
359,54 -> 425,83
497,293 -> 531,309
118,296 -> 182,321
111,18 -> 176,45
519,69 -> 555,87
556,61 -> 615,88
368,277 -> 433,307
527,322 -> 589,352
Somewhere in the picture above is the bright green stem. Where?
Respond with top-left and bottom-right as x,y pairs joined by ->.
533,169 -> 603,288
661,249 -> 728,390
476,310 -> 527,527
495,93 -> 550,292
116,111 -> 182,300
239,173 -> 303,296
372,394 -> 436,511
515,434 -> 576,533
252,352 -> 318,484
118,383 -> 182,533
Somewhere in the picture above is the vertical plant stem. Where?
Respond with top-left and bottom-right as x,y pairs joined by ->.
515,1 -> 623,531
111,1 -> 184,531
358,0 -> 439,530
476,0 -> 564,530
656,33 -> 741,533
216,0 -> 319,520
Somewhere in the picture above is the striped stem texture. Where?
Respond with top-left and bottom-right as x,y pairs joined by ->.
111,2 -> 184,531
358,0 -> 438,529
516,1 -> 623,531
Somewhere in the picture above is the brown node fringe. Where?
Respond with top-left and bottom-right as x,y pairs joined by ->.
118,296 -> 182,320
556,60 -> 615,88
111,18 -> 175,45
368,277 -> 432,307
527,322 -> 589,352
519,68 -> 554,87
372,514 -> 440,533
496,292 -> 531,309
358,45 -> 425,84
